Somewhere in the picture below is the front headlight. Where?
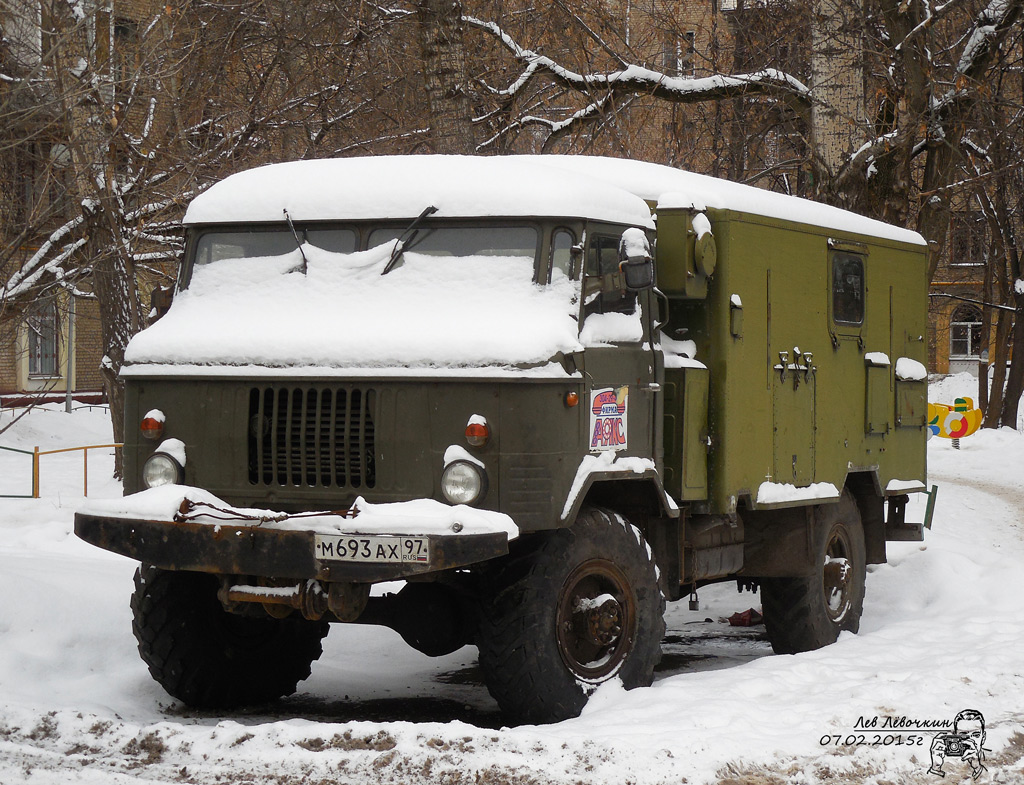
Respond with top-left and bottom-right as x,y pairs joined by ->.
441,460 -> 487,506
143,452 -> 183,488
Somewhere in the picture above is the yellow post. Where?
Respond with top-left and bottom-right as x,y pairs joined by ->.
84,447 -> 89,497
32,447 -> 39,498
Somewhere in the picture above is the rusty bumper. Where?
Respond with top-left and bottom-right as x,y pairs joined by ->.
74,513 -> 510,582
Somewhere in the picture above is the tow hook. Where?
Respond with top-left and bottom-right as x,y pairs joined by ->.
218,578 -> 370,621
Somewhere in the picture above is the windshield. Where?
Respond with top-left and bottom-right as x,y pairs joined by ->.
130,234 -> 582,371
194,228 -> 357,266
367,226 -> 538,267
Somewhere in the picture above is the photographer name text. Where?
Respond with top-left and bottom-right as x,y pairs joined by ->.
854,716 -> 953,730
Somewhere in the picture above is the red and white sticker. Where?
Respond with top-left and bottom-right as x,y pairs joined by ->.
590,386 -> 628,452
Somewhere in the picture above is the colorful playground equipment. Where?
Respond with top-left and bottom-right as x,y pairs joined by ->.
927,397 -> 983,441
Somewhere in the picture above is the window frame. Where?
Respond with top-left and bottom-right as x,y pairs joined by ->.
830,250 -> 866,330
548,227 -> 577,283
27,300 -> 60,378
949,306 -> 983,359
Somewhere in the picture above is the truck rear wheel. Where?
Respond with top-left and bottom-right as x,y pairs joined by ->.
477,507 -> 665,725
131,566 -> 329,708
760,491 -> 866,654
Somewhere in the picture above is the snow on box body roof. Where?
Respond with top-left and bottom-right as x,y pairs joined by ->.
182,155 -> 655,229
534,155 -> 928,247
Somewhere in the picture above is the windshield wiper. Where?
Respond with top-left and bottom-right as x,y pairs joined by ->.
381,205 -> 438,275
282,208 -> 309,275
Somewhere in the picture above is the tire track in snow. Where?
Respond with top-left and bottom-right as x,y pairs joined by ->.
928,466 -> 1024,542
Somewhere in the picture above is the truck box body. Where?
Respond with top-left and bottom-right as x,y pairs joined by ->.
667,209 -> 928,515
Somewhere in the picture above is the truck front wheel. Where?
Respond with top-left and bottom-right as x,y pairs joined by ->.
477,507 -> 665,724
131,566 -> 329,708
760,491 -> 866,654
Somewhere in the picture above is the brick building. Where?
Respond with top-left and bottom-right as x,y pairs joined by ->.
1,0 -> 165,404
928,209 -> 994,377
0,291 -> 106,402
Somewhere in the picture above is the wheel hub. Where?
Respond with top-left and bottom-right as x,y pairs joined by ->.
556,560 -> 635,681
576,595 -> 623,647
822,526 -> 853,623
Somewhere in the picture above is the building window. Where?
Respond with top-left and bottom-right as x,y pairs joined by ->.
682,31 -> 696,76
950,305 -> 983,358
662,31 -> 696,76
113,18 -> 140,88
949,211 -> 986,267
28,301 -> 59,377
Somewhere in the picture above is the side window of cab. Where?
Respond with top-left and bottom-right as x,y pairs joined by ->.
585,234 -> 637,315
549,228 -> 576,282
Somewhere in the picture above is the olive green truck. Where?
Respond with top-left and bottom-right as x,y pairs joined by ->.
76,155 -> 934,724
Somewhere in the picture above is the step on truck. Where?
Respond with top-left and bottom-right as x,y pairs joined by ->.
76,155 -> 935,724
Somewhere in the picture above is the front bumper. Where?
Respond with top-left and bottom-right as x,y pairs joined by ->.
74,512 -> 510,582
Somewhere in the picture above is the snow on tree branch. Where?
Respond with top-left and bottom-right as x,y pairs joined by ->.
465,16 -> 811,108
478,94 -> 616,151
956,0 -> 1020,76
2,216 -> 87,300
897,0 -> 961,50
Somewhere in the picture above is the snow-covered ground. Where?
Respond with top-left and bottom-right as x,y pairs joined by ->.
0,375 -> 1022,784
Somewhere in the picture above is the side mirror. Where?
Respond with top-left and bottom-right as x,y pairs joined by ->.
622,255 -> 654,291
150,285 -> 174,322
619,228 -> 654,292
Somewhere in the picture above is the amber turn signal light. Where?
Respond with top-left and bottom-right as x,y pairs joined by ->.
565,391 -> 580,407
465,422 -> 490,447
141,417 -> 164,440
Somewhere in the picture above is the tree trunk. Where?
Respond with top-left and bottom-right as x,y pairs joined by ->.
416,0 -> 475,154
984,309 -> 1011,428
1000,293 -> 1024,428
86,206 -> 141,477
809,0 -> 866,191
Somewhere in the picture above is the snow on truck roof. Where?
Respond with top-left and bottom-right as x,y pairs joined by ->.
537,155 -> 927,247
182,155 -> 655,229
183,154 -> 925,247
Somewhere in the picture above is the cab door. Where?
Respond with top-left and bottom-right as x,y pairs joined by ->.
579,230 -> 658,463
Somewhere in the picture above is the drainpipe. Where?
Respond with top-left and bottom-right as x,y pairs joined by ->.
65,294 -> 75,413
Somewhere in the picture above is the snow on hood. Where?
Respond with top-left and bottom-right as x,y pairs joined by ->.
536,155 -> 928,247
183,155 -> 655,229
123,242 -> 584,372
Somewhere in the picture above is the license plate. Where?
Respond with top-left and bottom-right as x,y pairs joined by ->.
314,534 -> 430,564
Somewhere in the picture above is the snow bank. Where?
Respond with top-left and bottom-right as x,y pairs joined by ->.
79,485 -> 519,539
124,244 -> 583,372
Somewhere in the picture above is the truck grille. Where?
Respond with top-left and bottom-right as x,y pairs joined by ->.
248,386 -> 376,489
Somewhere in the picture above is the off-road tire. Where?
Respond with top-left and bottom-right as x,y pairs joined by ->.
760,491 -> 866,654
477,507 -> 665,725
131,566 -> 330,708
